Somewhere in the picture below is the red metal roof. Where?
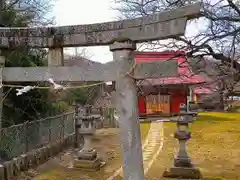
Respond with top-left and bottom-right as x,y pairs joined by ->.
134,51 -> 211,86
193,86 -> 214,94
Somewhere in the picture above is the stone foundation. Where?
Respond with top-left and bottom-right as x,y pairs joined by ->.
0,134 -> 75,180
73,149 -> 101,171
163,167 -> 202,179
73,158 -> 101,171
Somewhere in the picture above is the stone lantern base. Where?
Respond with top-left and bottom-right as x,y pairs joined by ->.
73,149 -> 101,171
163,167 -> 202,179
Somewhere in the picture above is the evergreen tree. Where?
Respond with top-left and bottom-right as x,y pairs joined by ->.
0,0 -> 62,127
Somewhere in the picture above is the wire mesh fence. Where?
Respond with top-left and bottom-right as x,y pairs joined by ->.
0,112 -> 75,159
0,107 -> 117,160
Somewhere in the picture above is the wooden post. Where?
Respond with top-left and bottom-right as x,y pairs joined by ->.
0,53 -> 5,138
110,40 -> 144,180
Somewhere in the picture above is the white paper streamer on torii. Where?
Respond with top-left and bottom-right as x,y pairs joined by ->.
48,78 -> 66,90
16,86 -> 36,96
15,78 -> 66,96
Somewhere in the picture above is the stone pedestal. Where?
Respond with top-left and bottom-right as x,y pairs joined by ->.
163,104 -> 201,179
73,105 -> 102,171
163,167 -> 201,179
73,149 -> 101,171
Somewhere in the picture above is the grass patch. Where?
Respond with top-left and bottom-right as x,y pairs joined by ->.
146,112 -> 240,180
197,112 -> 240,120
140,122 -> 151,142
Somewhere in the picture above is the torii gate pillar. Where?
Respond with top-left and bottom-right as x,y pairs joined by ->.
110,40 -> 144,180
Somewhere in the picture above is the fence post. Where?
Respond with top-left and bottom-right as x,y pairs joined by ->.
74,104 -> 79,148
48,119 -> 52,145
24,121 -> 29,153
99,107 -> 103,129
62,114 -> 65,139
61,114 -> 65,148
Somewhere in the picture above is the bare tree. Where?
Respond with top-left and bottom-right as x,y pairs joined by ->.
114,0 -> 240,107
115,0 -> 240,69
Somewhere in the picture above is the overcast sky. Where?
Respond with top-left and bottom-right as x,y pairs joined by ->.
53,0 -> 117,63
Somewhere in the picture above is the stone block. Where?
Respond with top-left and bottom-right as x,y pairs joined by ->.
39,147 -> 48,162
50,142 -> 58,156
53,142 -> 59,155
163,167 -> 202,179
73,157 -> 101,171
26,151 -> 36,169
4,160 -> 14,179
78,149 -> 97,160
174,156 -> 192,168
35,149 -> 42,166
0,164 -> 4,180
12,157 -> 24,176
19,154 -> 28,171
45,145 -> 52,158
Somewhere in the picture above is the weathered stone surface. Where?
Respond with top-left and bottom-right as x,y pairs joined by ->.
2,60 -> 178,82
134,61 -> 178,79
39,146 -> 48,162
0,164 -> 4,180
45,145 -> 51,159
51,142 -> 60,156
110,41 -> 145,180
26,151 -> 36,168
0,3 -> 201,37
0,18 -> 187,48
163,167 -> 202,179
73,157 -> 101,171
77,149 -> 97,160
3,160 -> 14,179
163,104 -> 201,179
19,154 -> 28,171
1,61 -> 121,82
48,48 -> 64,66
12,157 -> 24,176
0,3 -> 201,48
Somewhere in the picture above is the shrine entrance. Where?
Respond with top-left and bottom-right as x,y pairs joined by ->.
0,3 -> 202,180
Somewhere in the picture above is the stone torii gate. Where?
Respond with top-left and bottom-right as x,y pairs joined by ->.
0,3 -> 201,180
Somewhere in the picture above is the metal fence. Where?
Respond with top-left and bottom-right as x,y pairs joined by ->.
0,112 -> 75,159
0,107 -> 117,160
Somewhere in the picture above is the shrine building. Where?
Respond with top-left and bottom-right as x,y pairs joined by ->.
135,51 -> 210,117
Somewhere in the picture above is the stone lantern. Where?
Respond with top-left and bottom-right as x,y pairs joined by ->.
163,104 -> 202,179
73,105 -> 102,171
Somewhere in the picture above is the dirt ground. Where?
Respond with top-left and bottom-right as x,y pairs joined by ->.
17,113 -> 240,180
17,128 -> 122,180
